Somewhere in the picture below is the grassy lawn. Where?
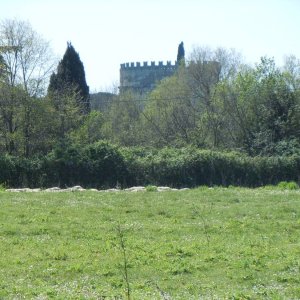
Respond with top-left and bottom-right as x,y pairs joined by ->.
0,187 -> 299,299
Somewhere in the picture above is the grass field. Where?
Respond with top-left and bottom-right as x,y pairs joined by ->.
0,187 -> 300,299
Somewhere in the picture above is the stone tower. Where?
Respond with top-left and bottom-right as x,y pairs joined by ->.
119,61 -> 177,94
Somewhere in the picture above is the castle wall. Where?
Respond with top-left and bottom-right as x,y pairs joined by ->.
119,61 -> 177,94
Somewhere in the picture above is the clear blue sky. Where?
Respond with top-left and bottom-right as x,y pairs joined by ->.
1,0 -> 299,92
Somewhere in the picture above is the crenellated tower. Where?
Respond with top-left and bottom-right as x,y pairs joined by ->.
119,60 -> 177,94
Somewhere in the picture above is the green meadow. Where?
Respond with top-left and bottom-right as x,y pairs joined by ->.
0,187 -> 299,299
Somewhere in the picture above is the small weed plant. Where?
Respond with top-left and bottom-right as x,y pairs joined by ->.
277,181 -> 299,190
145,185 -> 158,192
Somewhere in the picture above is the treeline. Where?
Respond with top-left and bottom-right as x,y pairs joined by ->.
1,141 -> 300,188
102,52 -> 300,156
1,20 -> 300,188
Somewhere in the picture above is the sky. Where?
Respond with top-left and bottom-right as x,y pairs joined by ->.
1,0 -> 300,92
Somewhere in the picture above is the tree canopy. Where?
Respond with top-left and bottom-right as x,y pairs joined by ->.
48,42 -> 90,113
2,19 -> 300,163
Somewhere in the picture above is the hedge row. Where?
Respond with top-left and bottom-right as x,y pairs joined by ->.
1,142 -> 300,188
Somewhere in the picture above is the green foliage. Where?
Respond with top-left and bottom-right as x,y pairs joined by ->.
102,90 -> 143,146
217,57 -> 300,155
0,84 -> 27,155
102,53 -> 300,155
48,42 -> 90,113
0,54 -> 7,81
41,141 -> 130,188
69,111 -> 104,145
122,147 -> 300,188
0,155 -> 16,186
2,33 -> 300,186
277,181 -> 299,190
46,87 -> 84,146
145,185 -> 157,192
0,182 -> 7,191
80,141 -> 130,188
0,188 -> 300,298
2,39 -> 300,160
142,68 -> 195,147
1,145 -> 300,188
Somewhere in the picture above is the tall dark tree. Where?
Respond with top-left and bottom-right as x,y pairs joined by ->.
177,41 -> 185,65
48,42 -> 90,113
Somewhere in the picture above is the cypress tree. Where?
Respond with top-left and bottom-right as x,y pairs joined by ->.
48,42 -> 90,113
177,41 -> 185,65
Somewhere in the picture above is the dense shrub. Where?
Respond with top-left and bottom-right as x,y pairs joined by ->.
40,141 -> 130,188
80,141 -> 130,188
122,147 -> 300,188
0,155 -> 44,188
1,143 -> 300,188
0,155 -> 16,187
277,181 -> 299,190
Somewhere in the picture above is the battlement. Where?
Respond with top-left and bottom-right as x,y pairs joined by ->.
120,61 -> 177,70
119,60 -> 178,94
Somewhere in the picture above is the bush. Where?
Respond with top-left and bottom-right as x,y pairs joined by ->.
41,141 -> 130,188
277,181 -> 299,190
0,155 -> 15,187
145,185 -> 158,192
123,147 -> 300,188
80,141 -> 130,188
1,144 -> 300,188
